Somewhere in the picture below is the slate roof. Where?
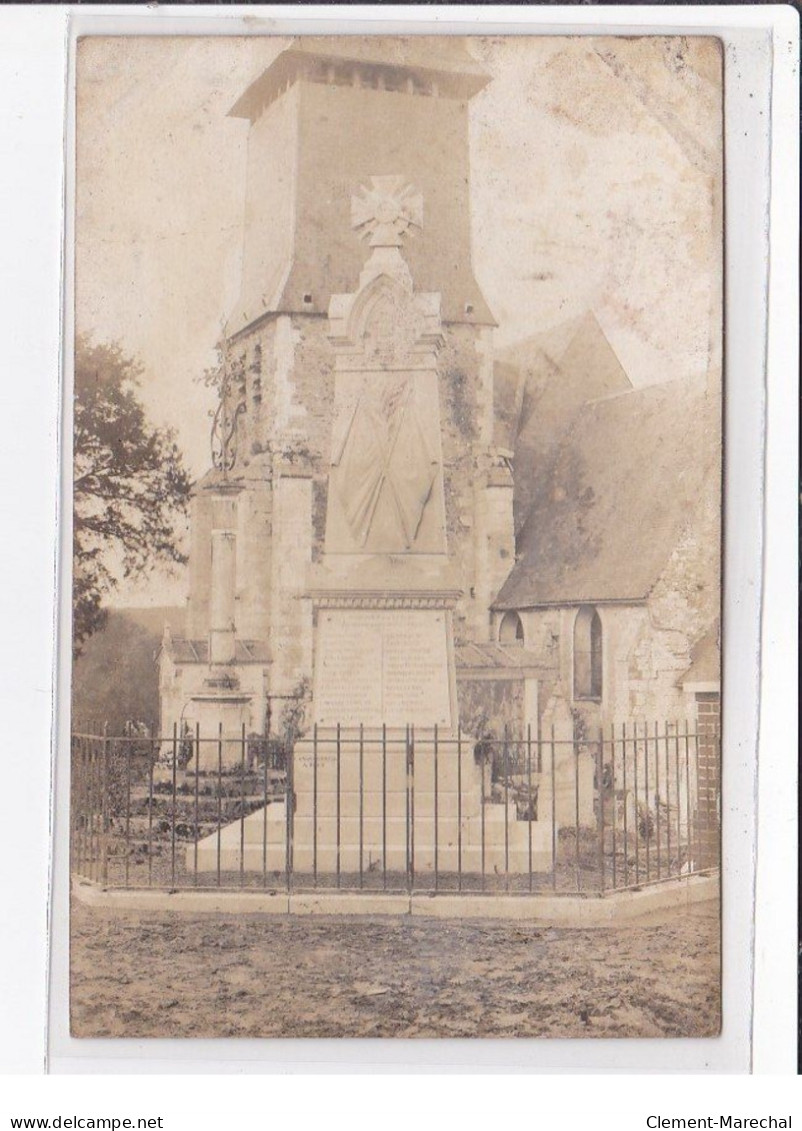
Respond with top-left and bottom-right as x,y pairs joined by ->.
289,35 -> 489,78
456,642 -> 543,673
494,372 -> 720,609
230,36 -> 489,121
495,312 -> 632,533
167,638 -> 271,664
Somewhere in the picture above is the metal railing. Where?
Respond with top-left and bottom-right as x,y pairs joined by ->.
71,720 -> 720,896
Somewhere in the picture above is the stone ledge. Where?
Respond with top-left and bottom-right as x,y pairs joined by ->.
72,880 -> 290,916
290,891 -> 411,916
410,873 -> 717,924
72,873 -> 718,925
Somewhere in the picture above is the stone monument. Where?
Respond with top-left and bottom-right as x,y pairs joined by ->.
193,176 -> 553,877
309,174 -> 459,729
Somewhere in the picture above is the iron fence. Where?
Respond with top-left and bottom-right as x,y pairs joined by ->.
71,720 -> 720,896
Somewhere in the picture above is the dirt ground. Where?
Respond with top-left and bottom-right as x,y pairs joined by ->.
70,898 -> 720,1040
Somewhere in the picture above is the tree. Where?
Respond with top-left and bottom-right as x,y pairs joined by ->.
72,610 -> 162,732
73,335 -> 192,656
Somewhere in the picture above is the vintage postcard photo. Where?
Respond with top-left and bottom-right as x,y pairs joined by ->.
69,33 -> 723,1040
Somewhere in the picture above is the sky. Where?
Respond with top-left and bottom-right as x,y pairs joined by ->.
75,34 -> 723,606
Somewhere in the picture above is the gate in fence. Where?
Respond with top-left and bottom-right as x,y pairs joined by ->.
71,719 -> 720,896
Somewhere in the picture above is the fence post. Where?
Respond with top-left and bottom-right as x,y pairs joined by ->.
216,722 -> 223,888
596,726 -> 605,894
147,737 -> 155,887
70,736 -> 77,876
87,737 -> 94,882
433,723 -> 439,891
621,721 -> 629,887
664,721 -> 672,878
336,722 -> 341,889
286,727 -> 294,894
457,723 -> 463,892
631,722 -> 639,883
684,719 -> 693,872
359,722 -> 364,890
313,722 -> 318,886
480,730 -> 486,891
170,721 -> 178,889
550,721 -> 557,892
409,724 -> 416,894
194,722 -> 201,886
643,722 -> 651,882
382,723 -> 387,892
654,720 -> 661,881
527,721 -> 533,893
261,716 -> 269,888
674,719 -> 682,877
609,721 -> 617,890
574,732 -> 581,892
239,722 -> 246,889
124,729 -> 132,888
503,724 -> 510,891
101,724 -> 110,888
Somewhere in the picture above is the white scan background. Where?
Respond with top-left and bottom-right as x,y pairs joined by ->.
0,2 -> 796,1082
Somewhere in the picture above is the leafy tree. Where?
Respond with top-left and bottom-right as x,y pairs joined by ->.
71,609 -> 163,733
73,335 -> 192,656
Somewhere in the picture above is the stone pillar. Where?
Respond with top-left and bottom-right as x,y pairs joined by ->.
539,694 -> 595,829
209,528 -> 237,665
694,690 -> 720,869
236,463 -> 273,644
269,466 -> 313,697
185,487 -> 214,638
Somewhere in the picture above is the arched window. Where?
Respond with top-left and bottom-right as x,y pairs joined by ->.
498,610 -> 525,645
574,606 -> 602,700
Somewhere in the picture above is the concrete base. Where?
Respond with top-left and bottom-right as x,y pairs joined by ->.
72,871 -> 718,925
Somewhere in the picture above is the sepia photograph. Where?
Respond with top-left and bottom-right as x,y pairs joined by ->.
69,32 -> 723,1041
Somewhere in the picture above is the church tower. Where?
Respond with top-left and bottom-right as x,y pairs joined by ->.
227,36 -> 493,333
161,37 -> 515,755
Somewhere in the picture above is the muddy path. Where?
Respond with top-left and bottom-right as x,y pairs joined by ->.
70,899 -> 720,1040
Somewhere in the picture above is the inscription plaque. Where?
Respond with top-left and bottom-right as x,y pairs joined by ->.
314,608 -> 452,727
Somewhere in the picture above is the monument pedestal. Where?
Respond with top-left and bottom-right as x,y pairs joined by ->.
186,687 -> 252,770
191,726 -> 553,877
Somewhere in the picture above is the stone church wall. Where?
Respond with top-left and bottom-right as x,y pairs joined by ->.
510,602 -> 704,731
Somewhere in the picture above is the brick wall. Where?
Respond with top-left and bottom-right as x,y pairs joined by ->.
694,691 -> 720,869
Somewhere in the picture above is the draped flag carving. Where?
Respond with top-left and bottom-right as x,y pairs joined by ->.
332,375 -> 438,550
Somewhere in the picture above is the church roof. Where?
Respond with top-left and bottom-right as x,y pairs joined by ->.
456,642 -> 544,674
230,36 -> 489,121
290,35 -> 488,78
495,312 -> 632,533
494,373 -> 720,609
